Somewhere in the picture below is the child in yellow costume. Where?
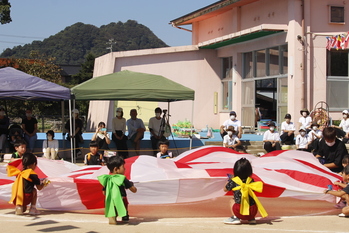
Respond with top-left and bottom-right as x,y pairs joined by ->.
7,153 -> 49,215
223,157 -> 268,225
98,156 -> 137,225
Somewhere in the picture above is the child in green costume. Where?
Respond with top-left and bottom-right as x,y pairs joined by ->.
98,156 -> 137,225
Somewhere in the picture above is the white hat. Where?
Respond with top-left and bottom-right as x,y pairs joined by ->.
116,107 -> 123,112
343,110 -> 349,114
299,126 -> 306,132
72,109 -> 79,114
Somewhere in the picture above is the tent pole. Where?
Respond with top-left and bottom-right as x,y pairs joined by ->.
61,101 -> 65,159
72,99 -> 76,163
189,101 -> 194,150
69,99 -> 74,163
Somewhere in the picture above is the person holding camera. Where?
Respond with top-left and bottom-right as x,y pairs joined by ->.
149,107 -> 166,156
92,121 -> 111,155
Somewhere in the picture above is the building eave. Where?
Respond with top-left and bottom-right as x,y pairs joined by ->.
198,24 -> 287,49
170,0 -> 260,26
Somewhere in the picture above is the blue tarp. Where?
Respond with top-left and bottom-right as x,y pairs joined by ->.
0,67 -> 71,100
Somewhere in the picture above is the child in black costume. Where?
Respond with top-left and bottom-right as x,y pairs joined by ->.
223,158 -> 268,225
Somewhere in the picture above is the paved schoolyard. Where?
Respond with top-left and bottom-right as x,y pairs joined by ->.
0,196 -> 347,233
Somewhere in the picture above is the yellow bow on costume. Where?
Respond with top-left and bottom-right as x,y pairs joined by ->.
7,165 -> 37,206
232,176 -> 268,218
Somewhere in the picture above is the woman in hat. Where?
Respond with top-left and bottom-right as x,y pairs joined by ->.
298,108 -> 312,133
112,107 -> 128,159
263,121 -> 281,153
332,110 -> 349,143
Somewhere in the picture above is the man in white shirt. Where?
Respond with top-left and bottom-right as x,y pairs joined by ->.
263,121 -> 281,152
126,109 -> 145,155
280,114 -> 295,145
149,107 -> 166,156
220,111 -> 242,139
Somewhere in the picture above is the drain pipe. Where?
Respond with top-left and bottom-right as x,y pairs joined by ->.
171,22 -> 192,32
300,0 -> 306,109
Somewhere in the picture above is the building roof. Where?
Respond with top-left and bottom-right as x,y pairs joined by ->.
170,0 -> 259,26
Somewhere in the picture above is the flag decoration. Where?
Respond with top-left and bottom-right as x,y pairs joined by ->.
326,32 -> 349,50
0,146 -> 341,211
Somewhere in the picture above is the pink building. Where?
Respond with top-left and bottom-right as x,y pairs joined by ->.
90,0 -> 349,131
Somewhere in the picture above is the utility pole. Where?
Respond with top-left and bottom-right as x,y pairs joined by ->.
106,39 -> 116,53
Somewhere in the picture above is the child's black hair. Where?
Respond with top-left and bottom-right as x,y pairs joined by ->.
46,130 -> 55,139
233,157 -> 253,180
107,156 -> 125,173
22,153 -> 37,170
158,139 -> 169,147
14,139 -> 26,148
343,155 -> 349,165
89,140 -> 99,148
323,127 -> 336,141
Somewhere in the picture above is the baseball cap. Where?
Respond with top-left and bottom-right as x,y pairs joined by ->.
229,111 -> 236,116
342,110 -> 349,114
284,113 -> 291,119
116,107 -> 123,112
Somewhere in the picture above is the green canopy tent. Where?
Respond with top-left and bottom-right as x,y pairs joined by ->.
71,70 -> 194,102
70,70 -> 195,158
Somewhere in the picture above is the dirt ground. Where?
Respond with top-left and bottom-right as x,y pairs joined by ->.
0,196 -> 347,233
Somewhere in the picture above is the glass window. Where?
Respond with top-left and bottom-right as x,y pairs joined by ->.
243,52 -> 253,79
280,45 -> 288,74
269,47 -> 280,76
327,50 -> 348,76
330,6 -> 345,23
221,57 -> 232,110
255,50 -> 266,77
327,79 -> 349,109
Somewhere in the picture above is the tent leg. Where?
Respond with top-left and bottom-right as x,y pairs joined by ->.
69,99 -> 74,163
61,101 -> 65,160
189,101 -> 194,150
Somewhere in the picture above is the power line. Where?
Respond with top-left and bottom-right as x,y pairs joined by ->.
0,34 -> 45,39
0,40 -> 27,45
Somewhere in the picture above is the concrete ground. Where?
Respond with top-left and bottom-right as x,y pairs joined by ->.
0,196 -> 347,233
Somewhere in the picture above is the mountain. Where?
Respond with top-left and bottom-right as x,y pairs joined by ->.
0,20 -> 169,65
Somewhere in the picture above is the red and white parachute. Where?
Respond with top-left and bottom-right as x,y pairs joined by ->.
0,146 -> 341,211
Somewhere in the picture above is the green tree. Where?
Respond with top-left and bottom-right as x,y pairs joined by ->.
71,52 -> 95,84
0,0 -> 11,24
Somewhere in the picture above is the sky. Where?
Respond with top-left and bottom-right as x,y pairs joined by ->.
0,0 -> 216,54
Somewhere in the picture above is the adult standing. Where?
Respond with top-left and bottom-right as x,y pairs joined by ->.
220,111 -> 242,139
126,109 -> 145,156
112,107 -> 128,159
149,107 -> 166,156
21,108 -> 37,153
92,121 -> 111,155
0,106 -> 9,162
64,109 -> 83,157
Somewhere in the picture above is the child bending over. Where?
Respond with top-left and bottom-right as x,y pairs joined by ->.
223,158 -> 268,225
7,153 -> 49,215
98,156 -> 137,225
324,165 -> 349,217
